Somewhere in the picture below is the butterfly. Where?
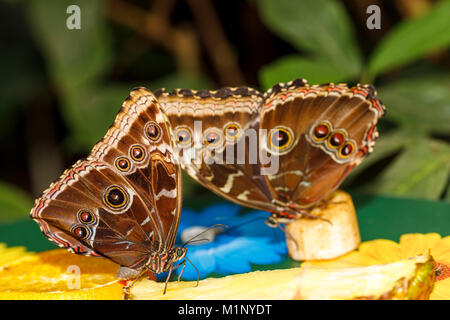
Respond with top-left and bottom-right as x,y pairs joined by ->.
155,78 -> 386,226
30,88 -> 189,294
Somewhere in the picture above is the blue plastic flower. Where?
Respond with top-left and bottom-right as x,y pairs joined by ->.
158,203 -> 288,281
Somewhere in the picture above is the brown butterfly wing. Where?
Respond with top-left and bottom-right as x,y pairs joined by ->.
30,161 -> 106,257
89,88 -> 181,249
156,87 -> 275,211
260,79 -> 385,208
31,88 -> 181,270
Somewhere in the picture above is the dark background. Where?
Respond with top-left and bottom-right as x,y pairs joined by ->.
0,0 -> 449,224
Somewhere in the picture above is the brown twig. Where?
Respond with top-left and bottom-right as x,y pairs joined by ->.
151,0 -> 177,22
105,0 -> 202,76
395,0 -> 432,17
185,0 -> 246,86
26,96 -> 64,196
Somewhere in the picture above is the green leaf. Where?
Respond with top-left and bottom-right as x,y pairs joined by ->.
377,74 -> 450,134
344,129 -> 409,187
0,8 -> 47,138
181,171 -> 205,199
63,84 -> 132,153
362,138 -> 450,200
0,181 -> 33,223
62,74 -> 214,153
0,66 -> 40,138
444,183 -> 450,202
259,55 -> 354,90
257,0 -> 361,79
368,0 -> 450,77
27,0 -> 112,92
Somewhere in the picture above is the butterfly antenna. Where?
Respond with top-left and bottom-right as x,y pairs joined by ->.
182,223 -> 229,247
223,215 -> 267,232
183,238 -> 211,245
185,216 -> 269,246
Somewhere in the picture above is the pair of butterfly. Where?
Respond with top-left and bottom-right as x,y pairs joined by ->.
30,78 -> 385,292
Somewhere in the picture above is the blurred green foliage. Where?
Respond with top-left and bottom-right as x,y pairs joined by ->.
0,0 -> 448,223
257,0 -> 450,201
259,0 -> 362,84
368,0 -> 450,77
0,181 -> 33,223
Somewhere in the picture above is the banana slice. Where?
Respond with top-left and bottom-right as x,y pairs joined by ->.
128,253 -> 435,300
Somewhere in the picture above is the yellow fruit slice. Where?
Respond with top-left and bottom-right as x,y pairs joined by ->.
0,243 -> 31,271
0,248 -> 123,300
128,254 -> 435,300
0,244 -> 435,300
129,267 -> 302,300
295,253 -> 435,299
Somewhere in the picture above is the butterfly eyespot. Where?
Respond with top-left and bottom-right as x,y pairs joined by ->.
268,126 -> 294,154
312,122 -> 331,141
224,123 -> 240,140
104,185 -> 129,209
145,121 -> 161,142
328,131 -> 346,149
115,157 -> 131,172
77,209 -> 95,224
339,141 -> 355,158
71,225 -> 90,240
174,126 -> 192,146
130,145 -> 146,162
204,128 -> 223,147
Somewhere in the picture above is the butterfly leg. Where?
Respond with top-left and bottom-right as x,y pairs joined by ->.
176,260 -> 187,282
289,207 -> 332,225
185,256 -> 199,288
277,222 -> 302,252
162,260 -> 191,294
317,199 -> 346,210
168,257 -> 199,287
163,264 -> 175,295
264,213 -> 301,252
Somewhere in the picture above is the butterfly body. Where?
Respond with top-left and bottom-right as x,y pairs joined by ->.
30,88 -> 186,282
